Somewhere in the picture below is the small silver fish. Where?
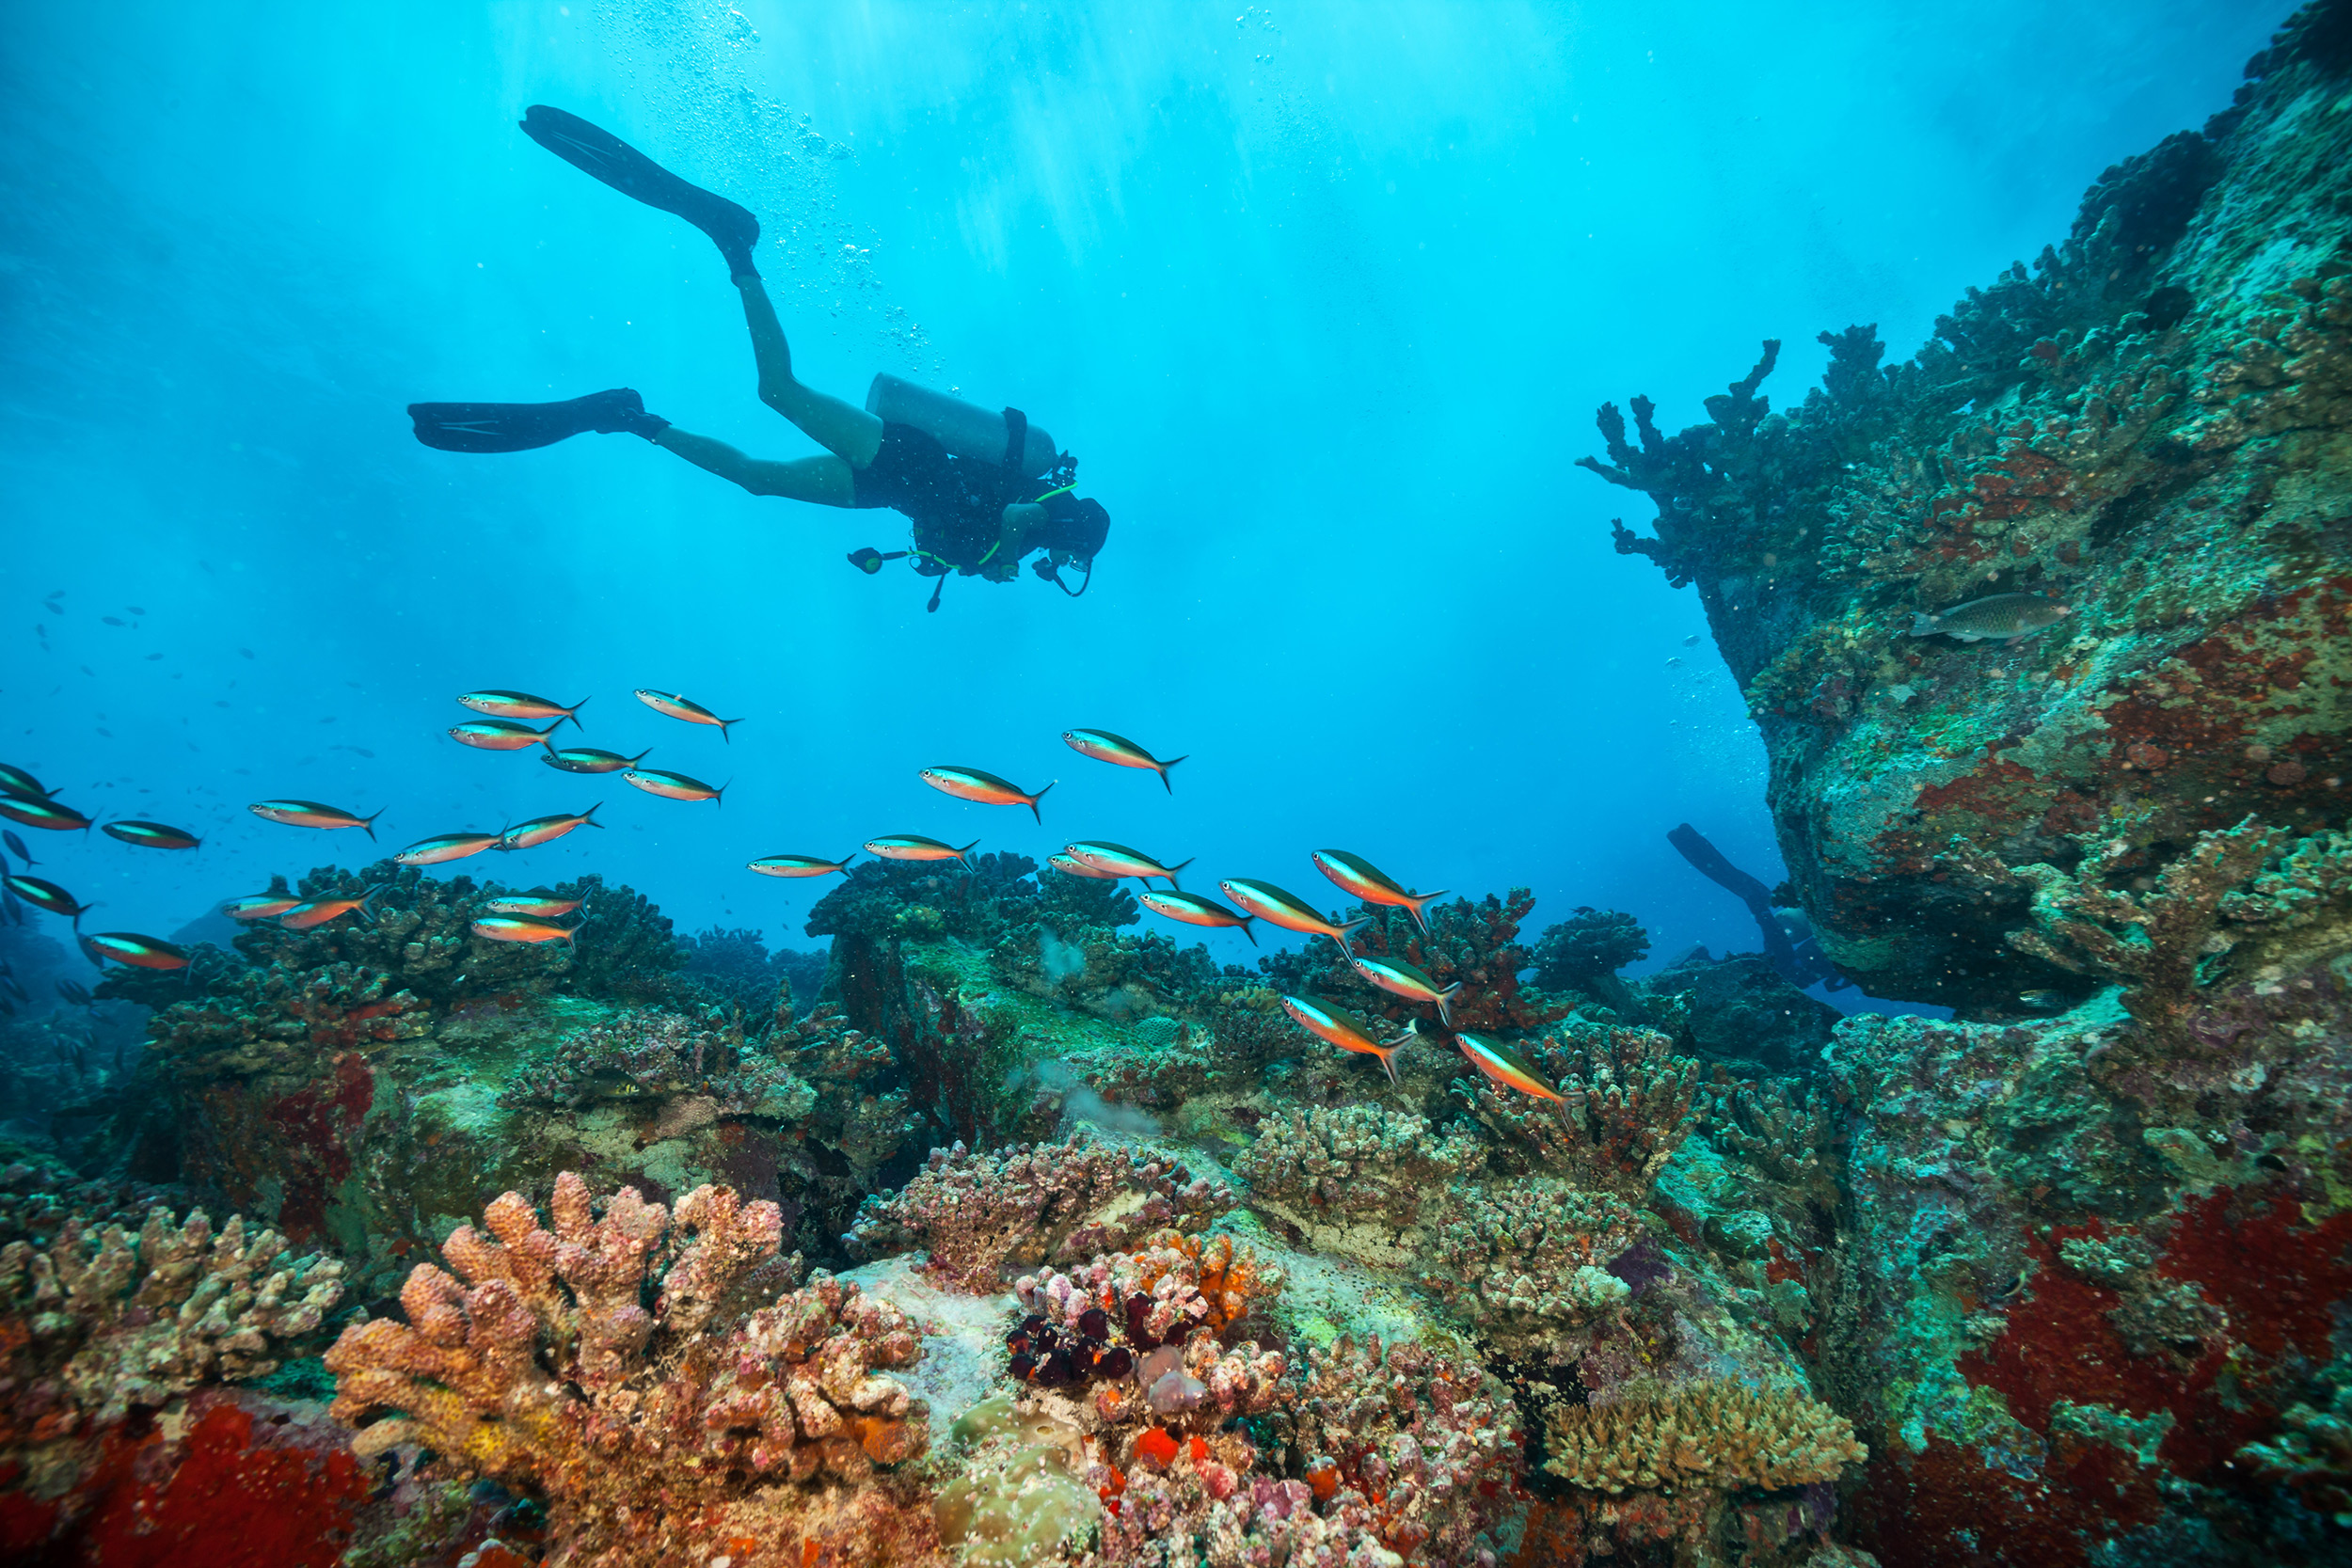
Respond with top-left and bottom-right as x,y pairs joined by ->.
1909,594 -> 2071,643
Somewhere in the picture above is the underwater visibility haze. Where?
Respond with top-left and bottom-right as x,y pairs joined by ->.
5,3 -> 2351,1565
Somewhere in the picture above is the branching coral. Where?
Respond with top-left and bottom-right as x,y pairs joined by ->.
1233,1103 -> 1484,1221
1,1201 -> 344,1458
1454,1022 -> 1698,1191
325,1173 -> 930,1567
1541,1381 -> 1866,1494
842,1135 -> 1234,1290
1422,1178 -> 1640,1335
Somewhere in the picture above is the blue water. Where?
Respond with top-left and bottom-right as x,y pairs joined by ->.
0,2 -> 2279,1000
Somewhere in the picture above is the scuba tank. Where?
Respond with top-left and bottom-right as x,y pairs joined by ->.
866,372 -> 1058,478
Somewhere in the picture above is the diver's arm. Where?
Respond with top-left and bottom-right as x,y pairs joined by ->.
651,426 -> 856,506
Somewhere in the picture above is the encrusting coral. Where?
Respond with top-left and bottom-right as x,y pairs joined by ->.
325,1172 -> 935,1567
1542,1381 -> 1867,1495
842,1133 -> 1235,1290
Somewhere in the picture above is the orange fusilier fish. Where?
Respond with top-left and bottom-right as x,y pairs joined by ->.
103,820 -> 203,851
1047,852 -> 1121,879
0,796 -> 92,833
457,689 -> 590,731
79,931 -> 189,971
1066,841 -> 1191,888
866,834 -> 978,869
451,719 -> 566,752
470,916 -> 576,945
1061,730 -> 1186,793
1423,1020 -> 1568,1106
1350,953 -> 1462,1026
1218,879 -> 1371,955
0,764 -> 51,800
1279,994 -> 1403,1084
501,804 -> 607,847
223,894 -> 300,921
1311,850 -> 1447,936
747,853 -> 855,879
634,689 -> 744,743
393,832 -> 505,866
624,768 -> 725,805
4,875 -> 94,925
919,767 -> 1056,824
1909,593 -> 2072,643
1138,890 -> 1258,945
278,893 -> 373,931
483,893 -> 581,917
542,744 -> 652,775
249,800 -> 383,840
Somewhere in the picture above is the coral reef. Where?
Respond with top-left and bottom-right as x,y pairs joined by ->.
1543,1381 -> 1867,1493
1233,1103 -> 1485,1223
1528,907 -> 1651,1000
1259,890 -> 1573,1036
1630,952 -> 1840,1076
326,1172 -> 937,1566
1454,1021 -> 1699,1194
1422,1177 -> 1641,1340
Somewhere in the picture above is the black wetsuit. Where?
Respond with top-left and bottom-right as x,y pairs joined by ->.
850,422 -> 1031,581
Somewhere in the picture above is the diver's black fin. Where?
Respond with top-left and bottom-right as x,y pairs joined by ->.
409,389 -> 653,453
520,105 -> 761,279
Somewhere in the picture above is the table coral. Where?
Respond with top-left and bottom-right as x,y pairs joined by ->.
842,1134 -> 1234,1290
1543,1381 -> 1867,1494
325,1171 -> 934,1567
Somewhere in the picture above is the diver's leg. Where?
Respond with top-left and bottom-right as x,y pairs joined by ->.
738,277 -> 884,467
649,426 -> 857,505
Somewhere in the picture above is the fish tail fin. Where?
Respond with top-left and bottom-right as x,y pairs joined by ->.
1241,916 -> 1258,947
582,801 -> 605,828
1028,781 -> 1056,825
1330,913 -> 1374,956
362,809 -> 383,842
1158,755 -> 1187,794
957,839 -> 981,870
1165,856 -> 1195,891
1404,889 -> 1450,935
567,696 -> 590,734
1373,1041 -> 1400,1085
714,781 -> 731,810
1909,612 -> 1938,637
632,748 -> 653,765
720,716 -> 746,744
1437,981 -> 1462,1029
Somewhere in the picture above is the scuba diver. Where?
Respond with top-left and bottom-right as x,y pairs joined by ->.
1664,823 -> 1852,992
408,106 -> 1110,611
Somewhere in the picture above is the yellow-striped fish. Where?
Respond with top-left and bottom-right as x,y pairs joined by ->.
103,820 -> 202,851
866,834 -> 978,868
634,689 -> 743,742
450,719 -> 564,752
223,894 -> 300,922
1048,852 -> 1121,879
920,767 -> 1055,824
541,744 -> 651,775
249,800 -> 382,840
624,769 -> 724,805
0,764 -> 51,800
470,916 -> 576,945
1139,890 -> 1257,944
1066,841 -> 1190,887
4,875 -> 93,925
1218,879 -> 1370,956
278,894 -> 371,931
0,797 -> 93,833
1279,994 -> 1402,1083
501,804 -> 605,847
1311,850 -> 1447,935
394,832 -> 506,866
1061,730 -> 1186,793
79,931 -> 190,970
1349,953 -> 1461,1026
458,690 -> 589,731
483,894 -> 581,917
747,853 -> 855,879
1423,1020 -> 1565,1105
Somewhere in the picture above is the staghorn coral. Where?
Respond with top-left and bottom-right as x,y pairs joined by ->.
1542,1381 -> 1867,1495
1,1198 -> 343,1479
1233,1103 -> 1485,1221
1454,1022 -> 1699,1192
1696,1071 -> 1839,1189
842,1134 -> 1234,1290
325,1172 -> 932,1567
1257,890 -> 1573,1037
1422,1178 -> 1641,1336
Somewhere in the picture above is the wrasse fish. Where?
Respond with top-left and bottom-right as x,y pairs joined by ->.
394,832 -> 504,866
624,769 -> 724,805
278,892 -> 373,931
0,765 -> 51,800
634,689 -> 743,742
1065,841 -> 1191,887
1909,593 -> 2071,643
1138,890 -> 1257,944
1047,852 -> 1120,879
1350,954 -> 1462,1026
865,834 -> 978,868
223,894 -> 301,921
249,800 -> 383,839
542,744 -> 651,775
1061,729 -> 1185,793
80,931 -> 189,971
919,767 -> 1056,824
470,916 -> 575,945
103,819 -> 202,851
457,689 -> 589,731
1217,879 -> 1371,955
4,875 -> 93,925
1311,849 -> 1447,935
483,893 -> 580,916
501,804 -> 606,848
747,853 -> 855,879
1279,994 -> 1402,1083
450,719 -> 565,752
0,796 -> 92,834
1429,1021 -> 1565,1103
